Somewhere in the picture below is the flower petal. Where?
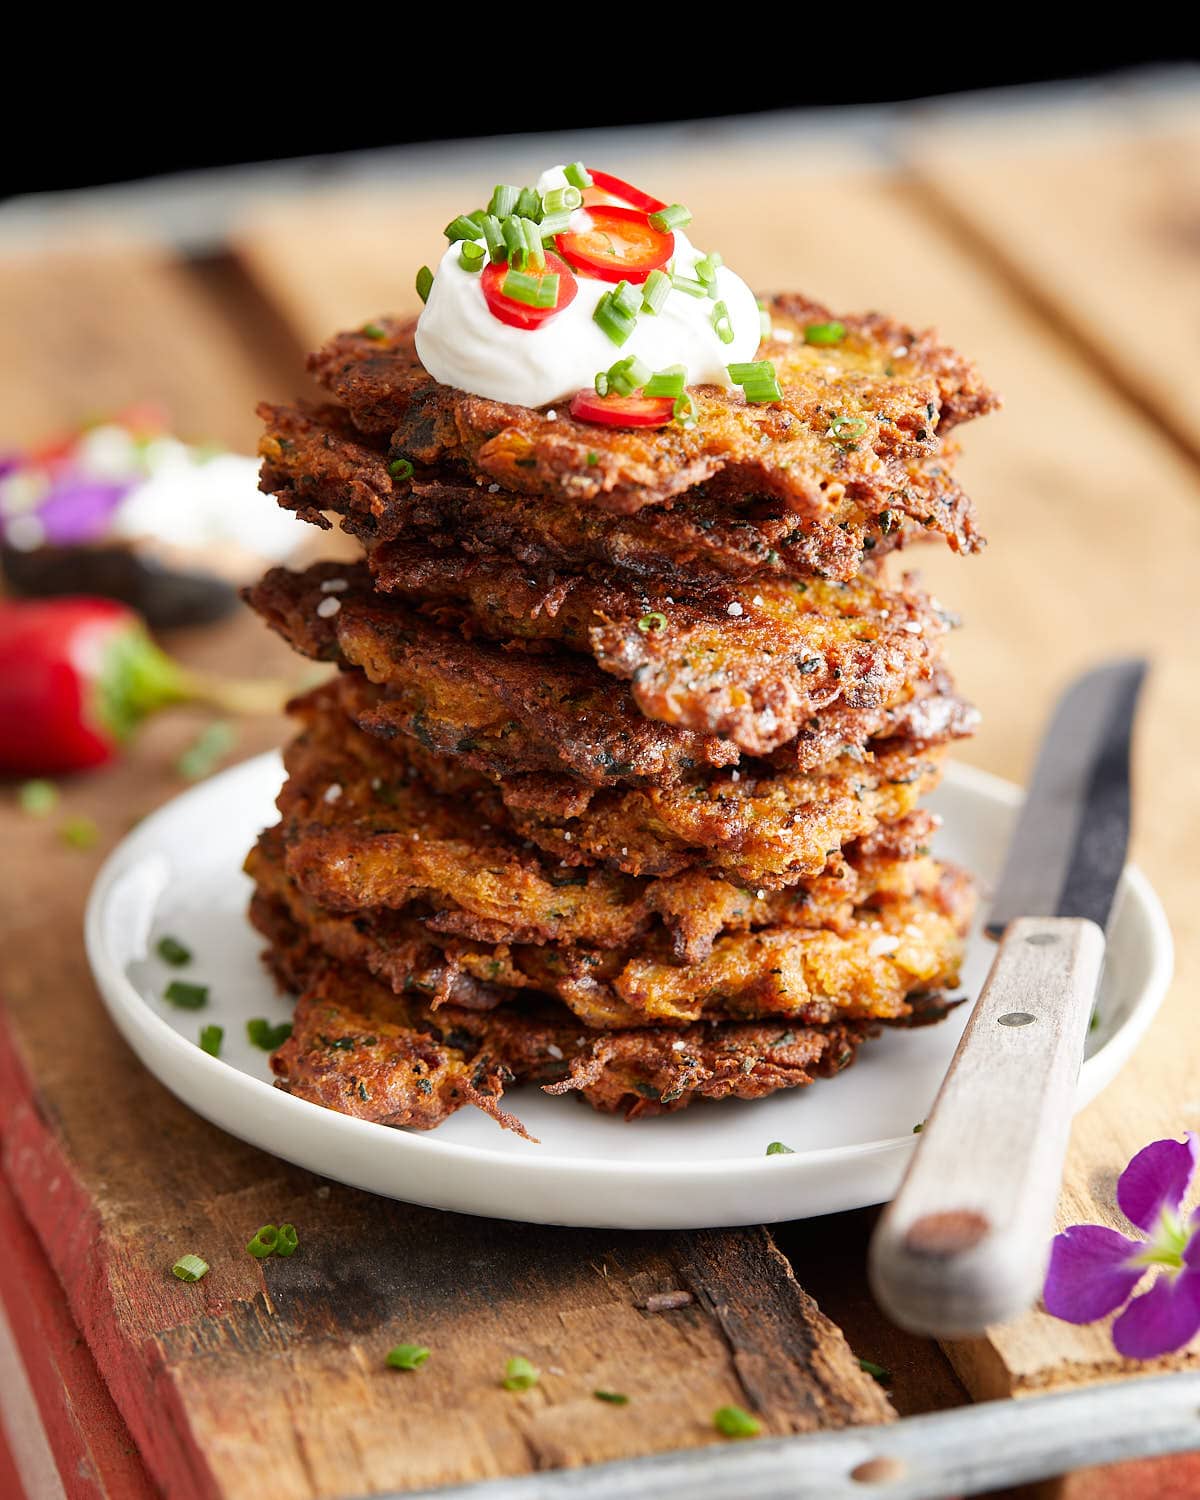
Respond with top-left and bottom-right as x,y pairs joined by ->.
1043,1224 -> 1145,1324
1112,1267 -> 1200,1358
1117,1133 -> 1198,1234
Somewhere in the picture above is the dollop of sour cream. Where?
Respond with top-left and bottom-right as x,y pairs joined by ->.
415,165 -> 761,407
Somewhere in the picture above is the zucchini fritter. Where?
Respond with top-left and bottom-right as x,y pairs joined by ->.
259,400 -> 980,585
307,294 -> 997,518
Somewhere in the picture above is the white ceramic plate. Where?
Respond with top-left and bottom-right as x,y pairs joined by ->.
84,754 -> 1173,1229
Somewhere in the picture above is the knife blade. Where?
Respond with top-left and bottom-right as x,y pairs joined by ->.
868,659 -> 1148,1337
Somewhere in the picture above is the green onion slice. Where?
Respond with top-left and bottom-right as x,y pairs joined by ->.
542,185 -> 581,215
728,360 -> 783,404
246,1225 -> 279,1259
804,320 -> 847,346
766,1141 -> 795,1155
593,286 -> 638,346
644,365 -> 685,399
515,186 -> 542,221
563,161 -> 592,189
673,393 -> 699,430
714,1405 -> 762,1438
857,1358 -> 893,1384
157,934 -> 192,966
389,457 -> 414,480
640,268 -> 671,315
637,612 -> 668,633
444,215 -> 481,243
501,216 -> 526,267
387,1343 -> 431,1370
199,1024 -> 223,1057
502,1356 -> 540,1390
172,1254 -> 209,1282
361,321 -> 386,340
521,217 -> 546,272
670,272 -> 707,298
19,779 -> 57,816
164,980 -> 208,1010
502,269 -> 559,308
828,415 -> 868,439
275,1223 -> 299,1257
594,1389 -> 630,1404
480,215 -> 506,264
458,240 -> 485,272
711,300 -> 734,345
246,1017 -> 293,1050
415,266 -> 433,303
649,203 -> 692,232
488,184 -> 520,219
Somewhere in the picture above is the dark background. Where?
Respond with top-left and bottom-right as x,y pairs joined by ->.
4,45 -> 1191,199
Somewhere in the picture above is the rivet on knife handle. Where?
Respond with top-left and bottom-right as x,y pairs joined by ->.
868,915 -> 1106,1338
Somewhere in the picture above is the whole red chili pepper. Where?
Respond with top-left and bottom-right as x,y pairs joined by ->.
0,596 -> 281,775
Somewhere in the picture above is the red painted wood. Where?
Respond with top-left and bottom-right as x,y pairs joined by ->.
0,1171 -> 157,1499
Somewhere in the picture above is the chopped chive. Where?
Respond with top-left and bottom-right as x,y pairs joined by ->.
714,1405 -> 762,1438
602,355 -> 652,396
444,215 -> 481,243
157,934 -> 192,966
480,215 -> 506,264
515,186 -> 542,221
694,251 -> 723,290
858,1358 -> 893,1385
275,1223 -> 299,1257
542,185 -> 581,215
593,285 -> 638,346
458,240 -> 486,272
246,1225 -> 279,1259
415,266 -> 434,303
176,721 -> 235,781
387,1342 -> 431,1370
804,320 -> 847,346
766,1141 -> 795,1155
60,815 -> 99,850
246,1017 -> 293,1050
521,217 -> 546,272
488,184 -> 520,219
361,321 -> 386,340
828,415 -> 868,439
644,365 -> 685,399
563,161 -> 592,189
711,300 -> 734,345
640,267 -> 671,315
172,1254 -> 209,1282
503,1356 -> 539,1390
18,779 -> 57,816
389,457 -> 415,480
649,203 -> 692,232
164,980 -> 208,1010
673,393 -> 698,430
199,1024 -> 223,1057
594,1389 -> 629,1404
501,216 -> 526,267
670,272 -> 707,298
637,612 -> 668,633
536,209 -> 572,238
728,360 -> 782,404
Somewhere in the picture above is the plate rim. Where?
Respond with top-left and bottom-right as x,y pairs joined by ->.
84,751 -> 1175,1186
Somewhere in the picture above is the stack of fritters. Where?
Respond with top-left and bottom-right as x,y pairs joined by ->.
245,295 -> 997,1134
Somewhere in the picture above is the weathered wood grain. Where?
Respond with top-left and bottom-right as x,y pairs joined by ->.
906,98 -> 1200,466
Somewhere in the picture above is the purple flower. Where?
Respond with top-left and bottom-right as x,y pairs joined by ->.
1044,1133 -> 1200,1358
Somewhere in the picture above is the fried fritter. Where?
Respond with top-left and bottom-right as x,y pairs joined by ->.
297,675 -> 951,889
307,295 -> 997,518
367,544 -> 949,757
261,918 -> 882,1131
246,562 -> 968,778
259,401 -> 980,586
249,828 -> 971,1031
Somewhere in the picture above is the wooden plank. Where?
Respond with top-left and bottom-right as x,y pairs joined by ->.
904,95 -> 1200,465
235,148 -> 1200,1404
0,1171 -> 156,1500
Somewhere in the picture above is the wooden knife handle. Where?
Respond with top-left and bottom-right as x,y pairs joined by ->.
868,915 -> 1106,1338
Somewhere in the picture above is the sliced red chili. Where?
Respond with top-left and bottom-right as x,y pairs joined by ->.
556,207 -> 674,285
481,251 -> 578,329
582,171 -> 666,214
569,390 -> 676,428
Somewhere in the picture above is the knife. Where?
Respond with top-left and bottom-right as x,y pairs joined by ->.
868,659 -> 1147,1338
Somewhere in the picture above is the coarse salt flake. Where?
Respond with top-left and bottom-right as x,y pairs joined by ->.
870,935 -> 901,957
316,595 -> 341,618
323,783 -> 343,803
320,577 -> 349,594
547,1043 -> 564,1060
